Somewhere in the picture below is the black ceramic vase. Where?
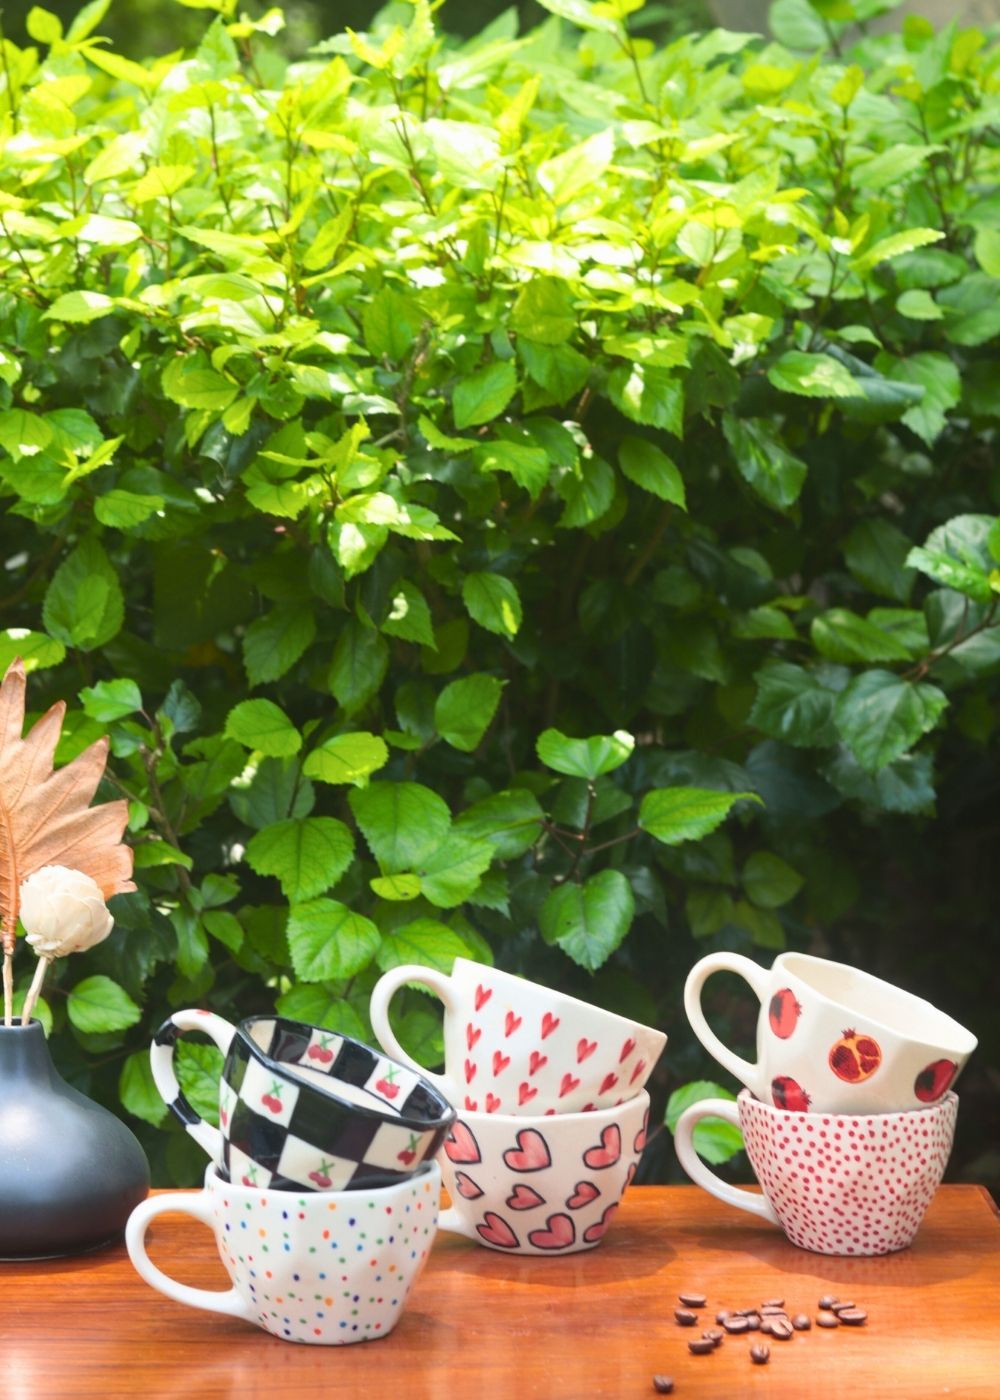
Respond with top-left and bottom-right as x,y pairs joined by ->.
0,1020 -> 150,1259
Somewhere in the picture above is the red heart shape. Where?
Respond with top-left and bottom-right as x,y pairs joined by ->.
465,1059 -> 477,1085
464,1096 -> 478,1111
476,1212 -> 519,1249
529,1051 -> 548,1076
492,1050 -> 510,1077
507,1184 -> 545,1211
444,1120 -> 481,1165
629,1058 -> 647,1085
566,1181 -> 600,1209
466,1023 -> 481,1050
559,1072 -> 581,1099
485,1093 -> 501,1113
541,1012 -> 560,1040
503,1128 -> 552,1173
634,1107 -> 649,1153
583,1124 -> 621,1169
582,1203 -> 618,1244
475,984 -> 492,1012
619,1037 -> 636,1064
518,1081 -> 538,1106
454,1172 -> 483,1200
505,1011 -> 522,1037
599,1072 -> 618,1095
528,1214 -> 576,1251
577,1038 -> 597,1064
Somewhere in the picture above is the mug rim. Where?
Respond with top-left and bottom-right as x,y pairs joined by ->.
447,1087 -> 650,1129
775,952 -> 977,1053
205,1157 -> 441,1197
737,1085 -> 959,1124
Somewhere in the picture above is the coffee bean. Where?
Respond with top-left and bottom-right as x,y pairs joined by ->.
678,1291 -> 707,1308
769,1317 -> 794,1340
734,1307 -> 758,1316
750,1343 -> 770,1365
816,1314 -> 839,1328
703,1329 -> 724,1347
674,1308 -> 699,1326
723,1316 -> 750,1334
759,1318 -> 776,1335
792,1314 -> 812,1331
831,1300 -> 855,1314
744,1313 -> 762,1330
838,1308 -> 867,1326
761,1305 -> 788,1316
688,1338 -> 716,1355
715,1310 -> 729,1324
763,1298 -> 785,1308
652,1377 -> 674,1395
818,1295 -> 838,1310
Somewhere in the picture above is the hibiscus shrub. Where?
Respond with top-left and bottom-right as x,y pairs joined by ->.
1,0 -> 998,1184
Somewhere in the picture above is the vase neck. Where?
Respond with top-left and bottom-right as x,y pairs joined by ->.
0,1020 -> 59,1079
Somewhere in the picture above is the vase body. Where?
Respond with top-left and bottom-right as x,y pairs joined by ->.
0,1020 -> 150,1259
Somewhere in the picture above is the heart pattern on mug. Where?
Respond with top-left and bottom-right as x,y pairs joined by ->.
454,1171 -> 484,1199
507,1184 -> 545,1211
518,1082 -> 538,1106
528,1213 -> 576,1250
505,1012 -> 522,1037
583,1204 -> 618,1243
444,1120 -> 481,1165
566,1181 -> 600,1209
503,1128 -> 552,1172
476,1212 -> 519,1249
583,1124 -> 621,1169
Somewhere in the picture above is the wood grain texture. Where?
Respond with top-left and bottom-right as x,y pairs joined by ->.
2,1185 -> 998,1400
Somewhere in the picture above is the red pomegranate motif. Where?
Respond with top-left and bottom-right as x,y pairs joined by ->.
829,1028 -> 882,1083
768,988 -> 802,1040
771,1075 -> 811,1111
914,1059 -> 957,1103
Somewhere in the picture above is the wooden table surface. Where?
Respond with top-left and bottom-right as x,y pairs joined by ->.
3,1184 -> 998,1399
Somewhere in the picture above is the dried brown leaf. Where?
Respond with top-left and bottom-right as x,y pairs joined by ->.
0,658 -> 135,953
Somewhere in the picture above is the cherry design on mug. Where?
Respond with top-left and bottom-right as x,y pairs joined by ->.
306,1033 -> 337,1064
261,1079 -> 284,1114
375,1063 -> 401,1099
308,1157 -> 336,1188
829,1029 -> 882,1083
772,1075 -> 811,1111
396,1132 -> 420,1167
768,988 -> 802,1040
914,1059 -> 958,1102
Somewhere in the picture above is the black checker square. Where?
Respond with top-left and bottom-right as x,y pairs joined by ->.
285,1091 -> 380,1164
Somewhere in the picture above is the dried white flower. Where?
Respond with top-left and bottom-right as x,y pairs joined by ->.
19,865 -> 114,958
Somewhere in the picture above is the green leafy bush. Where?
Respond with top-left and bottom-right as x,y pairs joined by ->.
1,0 -> 997,1185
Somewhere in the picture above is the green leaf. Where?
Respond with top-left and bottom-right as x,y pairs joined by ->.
453,361 -> 517,430
375,917 -> 472,973
203,909 -> 245,953
665,1080 -> 742,1165
539,869 -> 635,972
161,355 -> 237,411
767,352 -> 860,399
883,352 -> 961,446
0,629 -> 65,674
381,580 -> 435,647
557,457 -> 615,528
639,787 -> 758,844
453,788 -> 545,859
302,732 -> 389,786
175,1041 -> 222,1125
937,274 -> 1000,347
906,515 -> 997,604
94,489 -> 165,528
119,1050 -> 167,1128
462,572 -> 522,639
730,899 -> 786,950
79,678 -> 142,722
536,727 -> 634,779
722,415 -> 807,511
510,278 -> 577,345
538,128 -> 614,204
842,518 -> 915,603
224,699 -> 302,757
834,671 -> 949,772
43,538 -> 124,652
854,228 -> 944,271
243,605 -> 316,686
371,873 -> 422,901
245,816 -> 355,901
608,364 -> 684,436
329,619 -> 389,714
896,289 -> 943,322
749,662 -> 839,747
534,0 -> 619,32
435,673 -> 504,752
742,851 -> 804,909
618,436 -> 686,508
414,834 -> 494,908
348,781 -> 451,874
67,975 -> 141,1035
0,408 -> 52,458
287,899 -> 381,981
42,290 -> 115,323
811,609 -> 913,664
27,7 -> 63,46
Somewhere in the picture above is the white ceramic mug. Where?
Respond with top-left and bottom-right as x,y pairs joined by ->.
370,957 -> 666,1116
437,1091 -> 648,1255
126,1162 -> 440,1344
684,951 -> 976,1115
674,1090 -> 957,1256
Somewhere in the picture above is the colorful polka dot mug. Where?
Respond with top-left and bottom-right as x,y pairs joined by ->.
125,1161 -> 440,1344
684,951 -> 976,1116
674,1089 -> 958,1256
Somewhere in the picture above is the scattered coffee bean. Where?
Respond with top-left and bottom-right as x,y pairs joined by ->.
759,1318 -> 776,1335
678,1291 -> 707,1308
688,1337 -> 716,1355
674,1308 -> 699,1327
703,1329 -> 724,1347
838,1308 -> 867,1326
769,1317 -> 794,1341
750,1343 -> 771,1365
715,1310 -> 730,1324
818,1295 -> 838,1310
744,1313 -> 762,1330
761,1305 -> 788,1316
763,1298 -> 785,1308
734,1307 -> 758,1317
652,1377 -> 674,1395
792,1314 -> 812,1331
831,1300 -> 855,1314
723,1316 -> 750,1334
816,1313 -> 839,1328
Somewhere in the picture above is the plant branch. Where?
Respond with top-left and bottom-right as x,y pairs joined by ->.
20,952 -> 49,1025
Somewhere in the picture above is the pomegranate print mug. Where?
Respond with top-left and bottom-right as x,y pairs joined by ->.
674,1090 -> 958,1256
370,957 -> 666,1116
684,951 -> 976,1115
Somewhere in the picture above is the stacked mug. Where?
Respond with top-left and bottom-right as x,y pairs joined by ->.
676,951 -> 977,1256
126,1010 -> 455,1343
369,956 -> 667,1255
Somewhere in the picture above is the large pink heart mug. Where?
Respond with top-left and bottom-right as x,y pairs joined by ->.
370,957 -> 666,1116
684,951 -> 975,1116
674,1089 -> 958,1256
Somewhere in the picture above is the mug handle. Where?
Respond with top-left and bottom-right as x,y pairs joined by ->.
369,964 -> 457,1100
149,1010 -> 238,1160
125,1193 -> 255,1322
673,1098 -> 779,1224
436,1206 -> 476,1241
683,953 -> 770,1098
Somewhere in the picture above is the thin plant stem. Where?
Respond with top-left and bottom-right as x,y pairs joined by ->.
20,953 -> 49,1026
3,950 -> 13,1026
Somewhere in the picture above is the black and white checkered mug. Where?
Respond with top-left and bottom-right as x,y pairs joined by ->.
150,1010 -> 455,1193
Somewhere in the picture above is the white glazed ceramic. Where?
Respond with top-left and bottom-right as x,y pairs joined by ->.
684,951 -> 975,1115
370,957 -> 666,1116
675,1089 -> 957,1257
437,1091 -> 649,1255
125,1162 -> 440,1344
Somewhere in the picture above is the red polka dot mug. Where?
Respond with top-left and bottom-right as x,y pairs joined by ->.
674,1090 -> 958,1256
684,951 -> 976,1116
